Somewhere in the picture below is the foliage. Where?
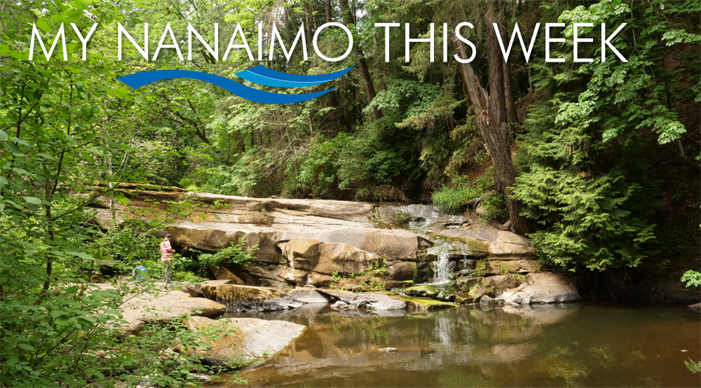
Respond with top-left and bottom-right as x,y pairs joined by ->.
197,237 -> 258,269
0,1 -> 245,386
512,0 -> 697,272
680,270 -> 701,288
432,184 -> 481,214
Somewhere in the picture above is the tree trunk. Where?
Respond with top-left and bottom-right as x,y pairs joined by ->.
452,1 -> 530,235
339,0 -> 382,120
503,60 -> 519,134
324,0 -> 333,23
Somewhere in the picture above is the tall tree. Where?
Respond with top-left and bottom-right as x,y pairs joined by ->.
339,0 -> 382,120
453,1 -> 530,234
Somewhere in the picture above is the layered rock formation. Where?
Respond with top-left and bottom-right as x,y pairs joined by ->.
89,184 -> 581,304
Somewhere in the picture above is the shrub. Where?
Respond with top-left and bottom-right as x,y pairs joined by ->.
432,185 -> 481,214
197,237 -> 258,269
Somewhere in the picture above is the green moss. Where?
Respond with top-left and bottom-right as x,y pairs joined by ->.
405,285 -> 437,293
396,295 -> 458,309
474,261 -> 487,277
464,239 -> 489,255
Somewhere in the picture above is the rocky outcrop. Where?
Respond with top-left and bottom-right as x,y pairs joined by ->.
87,185 -> 560,297
279,238 -> 382,277
180,316 -> 305,366
199,284 -> 302,313
487,273 -> 582,305
288,287 -> 329,304
438,229 -> 535,258
317,289 -> 406,311
112,285 -> 226,333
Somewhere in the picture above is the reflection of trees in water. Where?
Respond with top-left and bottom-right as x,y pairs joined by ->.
240,304 -> 697,387
531,342 -> 661,387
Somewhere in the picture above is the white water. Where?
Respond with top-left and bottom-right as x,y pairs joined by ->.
427,240 -> 452,284
401,204 -> 439,234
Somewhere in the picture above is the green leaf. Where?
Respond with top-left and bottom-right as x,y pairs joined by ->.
23,197 -> 42,205
36,20 -> 51,33
4,140 -> 21,154
18,343 -> 36,352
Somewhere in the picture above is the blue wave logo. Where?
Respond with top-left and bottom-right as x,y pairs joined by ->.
117,65 -> 353,105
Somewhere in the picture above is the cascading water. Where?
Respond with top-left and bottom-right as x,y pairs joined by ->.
375,204 -> 439,234
427,240 -> 452,284
375,203 -> 472,284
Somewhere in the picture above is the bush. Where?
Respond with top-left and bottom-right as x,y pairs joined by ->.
197,237 -> 258,269
681,270 -> 701,288
432,185 -> 480,214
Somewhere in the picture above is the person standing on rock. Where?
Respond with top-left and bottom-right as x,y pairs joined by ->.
160,234 -> 175,283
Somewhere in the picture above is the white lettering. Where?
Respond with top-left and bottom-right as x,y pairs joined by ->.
29,23 -> 67,61
313,22 -> 353,62
269,23 -> 307,61
70,23 -> 98,61
188,23 -> 218,61
375,23 -> 400,62
223,23 -> 253,61
405,23 -> 434,62
573,23 -> 593,63
493,22 -> 540,63
545,23 -> 565,63
118,23 -> 148,60
454,22 -> 477,63
153,23 -> 183,61
601,23 -> 627,62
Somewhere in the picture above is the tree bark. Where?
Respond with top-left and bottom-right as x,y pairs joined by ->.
324,0 -> 333,23
503,60 -> 519,133
339,0 -> 382,120
452,1 -> 530,235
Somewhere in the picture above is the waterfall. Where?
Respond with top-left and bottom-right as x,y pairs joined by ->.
376,204 -> 439,234
427,240 -> 452,284
403,204 -> 439,234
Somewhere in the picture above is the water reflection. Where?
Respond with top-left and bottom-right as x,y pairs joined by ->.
230,304 -> 700,387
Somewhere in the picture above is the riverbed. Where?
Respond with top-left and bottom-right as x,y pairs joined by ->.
221,303 -> 700,387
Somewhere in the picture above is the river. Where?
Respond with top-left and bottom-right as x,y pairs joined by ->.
221,303 -> 700,387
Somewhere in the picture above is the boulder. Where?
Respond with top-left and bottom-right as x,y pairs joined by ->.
164,221 -> 430,262
486,274 -> 525,296
209,265 -> 245,284
304,273 -> 330,287
479,294 -> 494,305
280,268 -> 310,285
199,284 -> 302,313
437,228 -> 535,258
288,287 -> 329,304
314,242 -> 381,275
116,287 -> 226,334
278,238 -> 322,270
387,262 -> 415,281
402,297 -> 457,311
495,273 -> 582,305
279,238 -> 383,277
180,316 -> 305,366
318,289 -> 406,310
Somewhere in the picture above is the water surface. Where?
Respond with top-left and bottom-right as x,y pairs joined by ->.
225,303 -> 700,387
